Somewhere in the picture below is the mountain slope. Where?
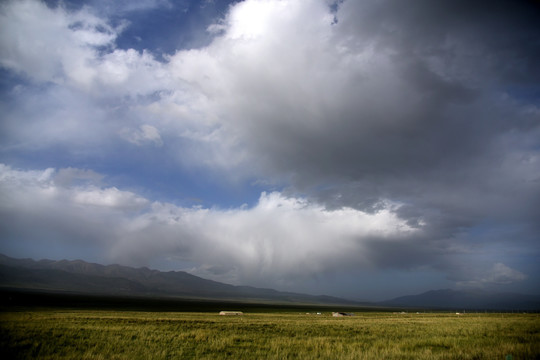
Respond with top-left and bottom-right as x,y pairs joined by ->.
381,289 -> 540,311
0,254 -> 357,305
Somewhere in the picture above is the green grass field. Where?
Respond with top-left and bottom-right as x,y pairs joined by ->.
1,309 -> 539,359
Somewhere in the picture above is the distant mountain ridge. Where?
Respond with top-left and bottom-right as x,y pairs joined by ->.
1,254 -> 538,310
0,254 -> 358,305
381,289 -> 540,311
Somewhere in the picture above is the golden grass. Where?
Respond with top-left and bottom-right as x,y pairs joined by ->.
1,310 -> 539,359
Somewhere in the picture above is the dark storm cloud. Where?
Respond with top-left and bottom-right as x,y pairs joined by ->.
262,0 -> 538,174
241,0 -> 540,222
187,0 -> 539,284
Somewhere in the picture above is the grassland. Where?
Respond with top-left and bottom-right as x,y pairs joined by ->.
1,309 -> 539,359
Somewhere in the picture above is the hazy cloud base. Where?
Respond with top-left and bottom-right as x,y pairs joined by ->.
0,0 -> 539,298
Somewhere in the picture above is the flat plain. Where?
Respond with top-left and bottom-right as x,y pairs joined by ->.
1,309 -> 539,359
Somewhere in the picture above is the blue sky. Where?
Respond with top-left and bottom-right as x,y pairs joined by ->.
0,0 -> 539,301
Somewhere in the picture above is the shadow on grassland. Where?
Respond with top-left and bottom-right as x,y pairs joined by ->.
0,288 -> 389,313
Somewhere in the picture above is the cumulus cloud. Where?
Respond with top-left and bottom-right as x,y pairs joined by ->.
0,164 -> 420,288
154,0 -> 540,281
71,186 -> 149,209
1,163 -> 531,292
0,0 -> 206,159
112,192 -> 418,286
0,0 -> 171,90
0,0 -> 117,85
0,165 -> 125,257
0,164 -> 147,216
138,0 -> 540,227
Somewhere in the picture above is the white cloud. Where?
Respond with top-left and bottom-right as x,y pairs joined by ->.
0,0 -> 430,173
120,124 -> 164,146
0,164 -> 147,211
2,0 -> 538,184
110,191 -> 419,287
0,0 -> 169,94
0,164 -> 418,288
0,0 -> 116,85
72,186 -> 148,210
93,49 -> 170,95
0,1 -> 175,154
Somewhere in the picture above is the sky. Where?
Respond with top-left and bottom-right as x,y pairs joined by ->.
0,0 -> 539,301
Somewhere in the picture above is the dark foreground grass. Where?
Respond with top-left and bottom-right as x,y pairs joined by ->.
1,310 -> 539,359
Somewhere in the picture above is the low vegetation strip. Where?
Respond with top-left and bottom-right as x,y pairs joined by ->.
1,310 -> 539,359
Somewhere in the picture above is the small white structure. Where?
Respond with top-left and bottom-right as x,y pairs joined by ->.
219,311 -> 243,316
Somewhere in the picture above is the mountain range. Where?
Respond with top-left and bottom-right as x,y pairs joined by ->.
380,289 -> 540,311
0,254 -> 357,305
1,254 -> 538,310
